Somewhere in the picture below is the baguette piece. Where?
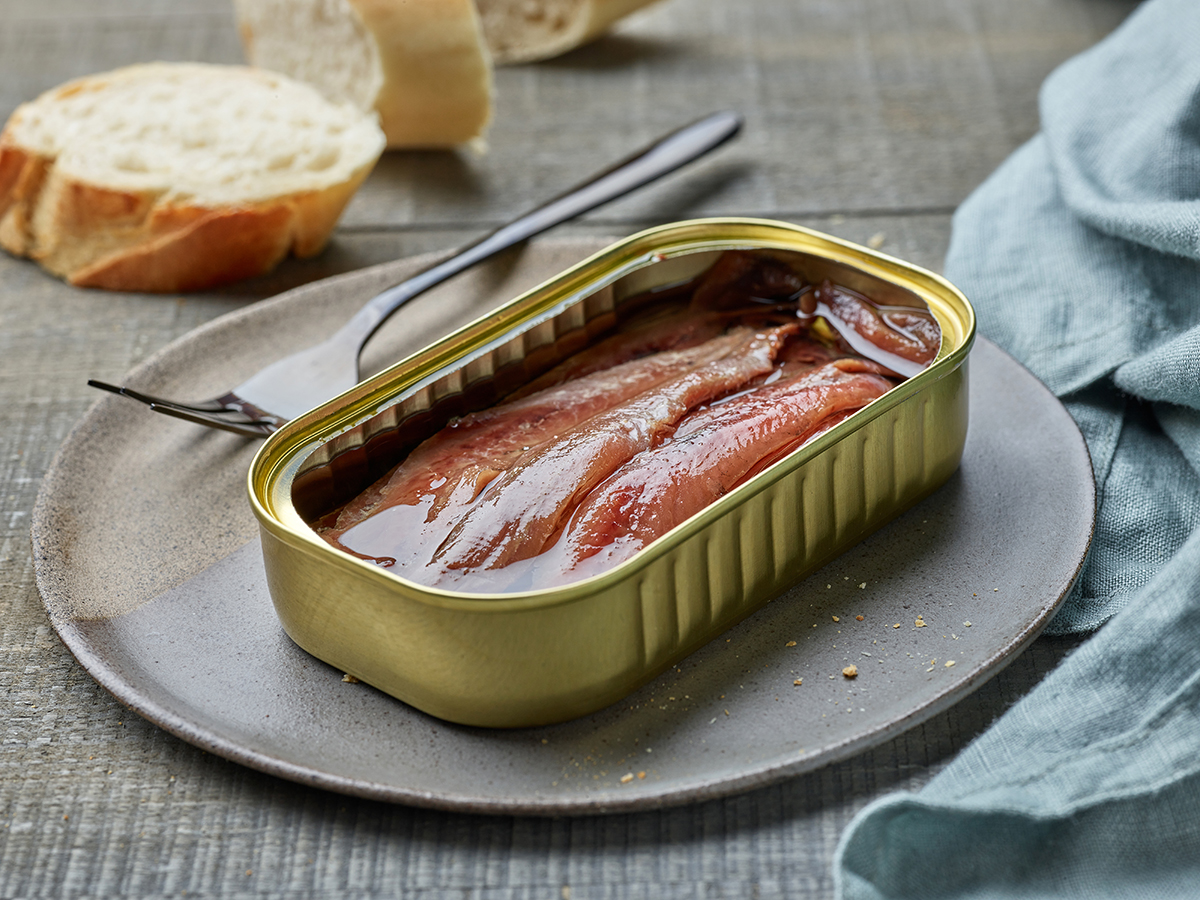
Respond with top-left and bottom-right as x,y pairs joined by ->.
234,0 -> 493,148
475,0 -> 665,64
0,62 -> 386,293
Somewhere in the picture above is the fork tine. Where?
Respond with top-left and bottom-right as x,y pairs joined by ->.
87,379 -> 128,398
144,394 -> 259,425
88,378 -> 281,437
146,402 -> 278,438
87,379 -> 235,414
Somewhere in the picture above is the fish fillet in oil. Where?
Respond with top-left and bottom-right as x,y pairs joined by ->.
551,360 -> 895,577
429,325 -> 797,573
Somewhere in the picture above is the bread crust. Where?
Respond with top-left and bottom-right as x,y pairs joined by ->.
236,0 -> 493,149
351,0 -> 493,147
71,205 -> 295,293
478,0 -> 664,65
0,65 -> 383,293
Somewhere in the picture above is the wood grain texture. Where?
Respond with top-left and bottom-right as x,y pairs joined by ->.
0,0 -> 1130,895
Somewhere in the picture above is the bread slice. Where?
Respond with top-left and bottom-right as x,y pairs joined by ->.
234,0 -> 494,149
0,62 -> 386,293
475,0 -> 665,64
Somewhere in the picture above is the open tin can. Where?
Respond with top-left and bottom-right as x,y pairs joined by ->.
248,218 -> 975,727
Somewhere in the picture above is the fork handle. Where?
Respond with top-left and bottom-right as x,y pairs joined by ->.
337,111 -> 743,351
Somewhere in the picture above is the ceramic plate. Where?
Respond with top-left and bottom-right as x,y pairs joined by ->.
32,237 -> 1094,815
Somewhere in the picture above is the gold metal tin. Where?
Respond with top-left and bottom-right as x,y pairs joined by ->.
248,218 -> 976,728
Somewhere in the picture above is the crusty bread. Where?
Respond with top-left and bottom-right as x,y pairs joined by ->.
234,0 -> 494,149
475,0 -> 665,64
0,62 -> 386,292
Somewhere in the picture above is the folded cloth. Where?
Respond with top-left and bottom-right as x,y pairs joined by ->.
949,0 -> 1200,635
835,0 -> 1200,895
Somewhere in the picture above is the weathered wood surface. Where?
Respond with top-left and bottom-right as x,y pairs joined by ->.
0,0 -> 1131,895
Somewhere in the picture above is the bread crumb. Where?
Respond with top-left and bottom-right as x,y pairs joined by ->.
793,678 -> 803,686
786,640 -> 797,647
859,582 -> 866,589
620,773 -> 634,784
832,615 -> 840,622
637,771 -> 646,780
868,232 -> 886,249
342,673 -> 359,683
915,616 -> 927,628
842,665 -> 858,678
893,623 -> 901,628
856,615 -> 864,621
964,621 -> 972,627
945,660 -> 956,667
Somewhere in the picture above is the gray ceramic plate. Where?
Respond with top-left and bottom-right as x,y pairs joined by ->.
32,237 -> 1094,815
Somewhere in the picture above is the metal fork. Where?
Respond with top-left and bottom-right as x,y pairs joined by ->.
88,111 -> 743,438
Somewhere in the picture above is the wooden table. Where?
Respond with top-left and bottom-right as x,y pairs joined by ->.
0,0 -> 1132,894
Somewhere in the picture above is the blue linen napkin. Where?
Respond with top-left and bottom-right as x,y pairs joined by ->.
835,0 -> 1200,894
